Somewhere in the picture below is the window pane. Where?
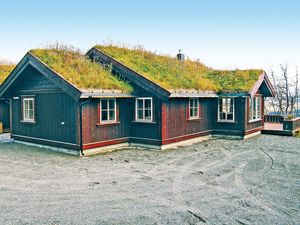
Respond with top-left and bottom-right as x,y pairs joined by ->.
101,110 -> 108,121
144,99 -> 151,109
253,98 -> 256,119
137,99 -> 143,109
222,98 -> 227,113
29,100 -> 33,110
190,99 -> 194,108
29,109 -> 34,119
219,104 -> 224,114
249,98 -> 253,119
138,109 -> 143,119
220,112 -> 226,120
109,99 -> 115,109
145,109 -> 151,120
109,110 -> 115,121
24,109 -> 28,120
227,113 -> 233,120
256,97 -> 261,119
194,99 -> 198,107
229,99 -> 233,113
101,100 -> 108,110
194,108 -> 198,117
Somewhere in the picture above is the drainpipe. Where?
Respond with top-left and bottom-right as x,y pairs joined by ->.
79,97 -> 92,156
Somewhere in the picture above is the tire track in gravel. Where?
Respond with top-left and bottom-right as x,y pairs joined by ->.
166,147 -> 257,222
234,148 -> 294,218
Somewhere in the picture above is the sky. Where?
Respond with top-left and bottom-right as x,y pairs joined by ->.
0,0 -> 299,75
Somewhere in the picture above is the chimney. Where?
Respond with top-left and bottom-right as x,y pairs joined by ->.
177,49 -> 185,61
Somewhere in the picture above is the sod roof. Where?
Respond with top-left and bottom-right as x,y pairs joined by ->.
95,45 -> 263,92
0,64 -> 15,85
29,48 -> 133,93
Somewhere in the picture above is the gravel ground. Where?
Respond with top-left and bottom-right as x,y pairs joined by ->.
0,135 -> 299,225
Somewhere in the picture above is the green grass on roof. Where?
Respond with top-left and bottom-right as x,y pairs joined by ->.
95,44 -> 263,92
30,47 -> 133,93
0,64 -> 15,84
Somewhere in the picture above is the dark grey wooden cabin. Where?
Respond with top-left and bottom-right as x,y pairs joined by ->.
0,48 -> 275,155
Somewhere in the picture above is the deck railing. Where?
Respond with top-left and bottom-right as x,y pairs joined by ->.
283,117 -> 300,132
264,115 -> 284,123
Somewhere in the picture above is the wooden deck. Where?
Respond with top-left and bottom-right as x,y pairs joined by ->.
262,122 -> 294,136
264,122 -> 283,131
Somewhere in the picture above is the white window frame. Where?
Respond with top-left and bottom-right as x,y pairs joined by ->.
189,98 -> 200,119
135,97 -> 153,122
218,97 -> 235,122
100,98 -> 117,123
249,96 -> 261,122
22,97 -> 35,122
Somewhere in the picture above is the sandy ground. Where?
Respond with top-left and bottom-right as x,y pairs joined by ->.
0,135 -> 299,225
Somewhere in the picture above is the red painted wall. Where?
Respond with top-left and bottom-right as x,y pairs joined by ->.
161,98 -> 214,144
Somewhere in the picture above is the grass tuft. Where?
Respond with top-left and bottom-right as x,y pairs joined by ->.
95,44 -> 263,91
0,64 -> 15,84
30,45 -> 133,93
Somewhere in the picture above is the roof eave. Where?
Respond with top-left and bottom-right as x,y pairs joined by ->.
249,72 -> 275,98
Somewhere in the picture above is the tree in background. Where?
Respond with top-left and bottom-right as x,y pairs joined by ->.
267,64 -> 299,117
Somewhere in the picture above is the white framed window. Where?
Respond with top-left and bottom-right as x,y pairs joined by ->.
249,96 -> 261,121
189,98 -> 199,119
218,97 -> 234,122
100,98 -> 116,123
22,97 -> 35,122
136,97 -> 153,122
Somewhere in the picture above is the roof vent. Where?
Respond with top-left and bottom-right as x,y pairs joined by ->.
177,49 -> 185,61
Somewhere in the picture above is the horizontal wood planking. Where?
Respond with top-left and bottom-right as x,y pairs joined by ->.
244,126 -> 264,136
83,137 -> 129,150
162,130 -> 212,145
12,134 -> 80,150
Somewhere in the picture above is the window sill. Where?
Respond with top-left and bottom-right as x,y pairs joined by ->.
216,120 -> 237,124
248,119 -> 262,123
132,120 -> 156,124
187,117 -> 202,122
96,122 -> 120,127
20,120 -> 36,124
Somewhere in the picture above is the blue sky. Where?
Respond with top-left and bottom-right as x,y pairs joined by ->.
0,0 -> 299,73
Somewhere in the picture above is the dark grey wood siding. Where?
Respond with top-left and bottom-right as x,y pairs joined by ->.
0,100 -> 10,130
213,97 -> 246,136
8,65 -> 80,150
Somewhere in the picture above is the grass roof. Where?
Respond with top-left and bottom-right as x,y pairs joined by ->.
95,44 -> 263,92
30,47 -> 133,93
0,64 -> 15,85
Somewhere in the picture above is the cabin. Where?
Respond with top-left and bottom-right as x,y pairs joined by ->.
0,45 -> 275,155
0,64 -> 15,132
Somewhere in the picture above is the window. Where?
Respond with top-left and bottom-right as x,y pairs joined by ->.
249,96 -> 261,121
100,98 -> 116,123
189,98 -> 199,119
218,97 -> 234,122
136,97 -> 153,122
22,97 -> 35,122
